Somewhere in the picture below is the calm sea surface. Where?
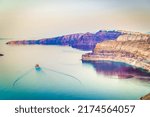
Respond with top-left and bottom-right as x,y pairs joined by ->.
0,40 -> 150,100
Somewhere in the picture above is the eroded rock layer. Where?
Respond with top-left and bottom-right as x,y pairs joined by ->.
82,32 -> 150,72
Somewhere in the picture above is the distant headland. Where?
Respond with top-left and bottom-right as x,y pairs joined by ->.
6,30 -> 122,50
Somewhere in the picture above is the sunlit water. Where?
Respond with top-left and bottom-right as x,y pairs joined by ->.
0,40 -> 150,100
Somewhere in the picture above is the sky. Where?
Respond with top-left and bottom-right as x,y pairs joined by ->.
0,0 -> 150,40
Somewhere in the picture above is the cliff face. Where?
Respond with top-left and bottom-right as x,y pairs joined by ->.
82,32 -> 150,72
6,30 -> 122,50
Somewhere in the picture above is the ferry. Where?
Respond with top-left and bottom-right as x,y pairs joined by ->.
35,64 -> 42,71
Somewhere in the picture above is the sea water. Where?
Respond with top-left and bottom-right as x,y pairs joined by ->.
0,40 -> 150,100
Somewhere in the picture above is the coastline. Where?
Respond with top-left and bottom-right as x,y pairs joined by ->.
82,53 -> 150,73
82,32 -> 150,73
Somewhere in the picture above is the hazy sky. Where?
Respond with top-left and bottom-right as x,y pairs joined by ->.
0,0 -> 150,39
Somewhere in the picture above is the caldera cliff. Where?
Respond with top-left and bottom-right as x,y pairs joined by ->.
82,31 -> 150,72
6,30 -> 121,50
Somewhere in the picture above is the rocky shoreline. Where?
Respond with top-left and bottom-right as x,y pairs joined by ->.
140,93 -> 150,100
82,32 -> 150,72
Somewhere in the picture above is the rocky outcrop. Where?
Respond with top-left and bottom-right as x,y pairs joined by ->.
6,30 -> 122,50
0,54 -> 4,56
82,32 -> 150,72
140,93 -> 150,100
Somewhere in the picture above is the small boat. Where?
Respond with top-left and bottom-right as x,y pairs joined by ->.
35,64 -> 42,71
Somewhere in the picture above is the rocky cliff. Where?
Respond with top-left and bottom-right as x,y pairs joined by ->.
82,32 -> 150,72
6,30 -> 122,50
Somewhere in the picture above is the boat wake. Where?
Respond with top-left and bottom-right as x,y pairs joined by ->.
12,68 -> 34,87
12,66 -> 82,87
43,67 -> 82,85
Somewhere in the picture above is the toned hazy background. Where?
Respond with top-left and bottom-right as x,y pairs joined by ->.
0,0 -> 150,39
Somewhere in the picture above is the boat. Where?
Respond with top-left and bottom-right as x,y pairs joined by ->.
35,64 -> 42,71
